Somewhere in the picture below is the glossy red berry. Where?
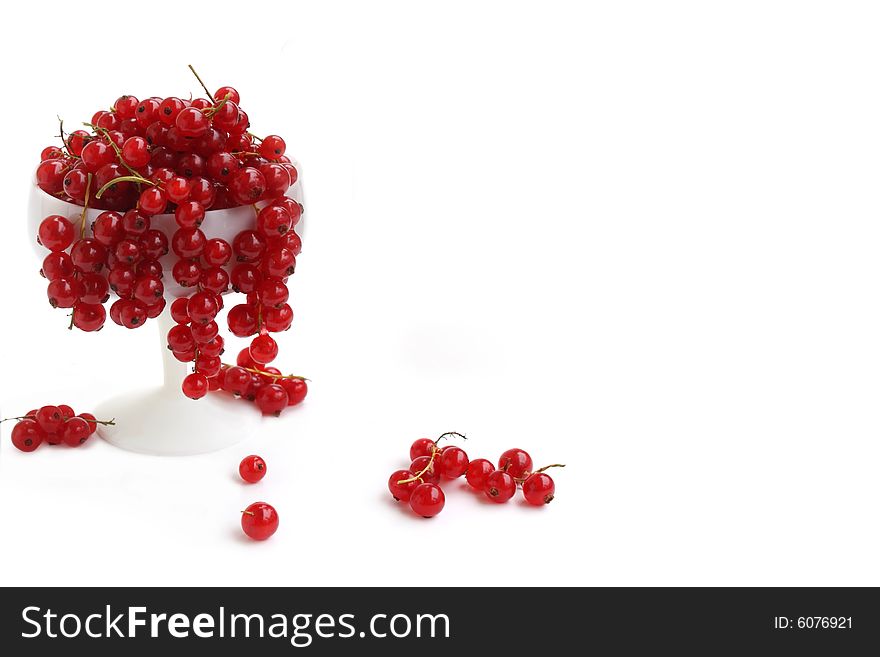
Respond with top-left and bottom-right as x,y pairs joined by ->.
522,472 -> 556,505
388,470 -> 418,502
41,252 -> 75,281
78,413 -> 98,434
121,136 -> 150,168
37,159 -> 70,193
172,228 -> 206,259
409,483 -> 445,518
263,246 -> 296,277
229,167 -> 266,205
72,303 -> 107,331
263,304 -> 293,332
47,277 -> 82,308
121,210 -> 150,237
409,456 -> 440,484
249,334 -> 278,364
174,201 -> 205,228
158,97 -> 186,125
280,379 -> 307,406
465,458 -> 495,491
259,135 -> 286,159
172,259 -> 202,287
133,275 -> 164,305
35,406 -> 64,434
38,215 -> 75,252
255,384 -> 288,415
190,320 -> 219,344
233,230 -> 267,263
11,419 -> 45,452
409,438 -> 436,461
186,291 -> 219,324
61,417 -> 92,447
175,107 -> 209,138
439,446 -> 469,479
182,372 -> 209,399
214,86 -> 241,105
170,297 -> 190,323
239,455 -> 267,483
227,304 -> 259,337
256,278 -> 289,308
138,186 -> 167,216
57,404 -> 75,420
485,470 -> 517,503
241,502 -> 279,540
498,448 -> 533,478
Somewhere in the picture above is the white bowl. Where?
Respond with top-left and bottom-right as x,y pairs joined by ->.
26,163 -> 305,455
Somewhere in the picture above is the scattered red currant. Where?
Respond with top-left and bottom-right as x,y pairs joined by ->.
239,455 -> 267,483
241,502 -> 279,540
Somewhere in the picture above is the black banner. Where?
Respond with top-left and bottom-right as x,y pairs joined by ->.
0,587 -> 876,653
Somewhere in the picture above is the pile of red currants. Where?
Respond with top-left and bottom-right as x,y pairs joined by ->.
388,433 -> 565,517
34,66 -> 307,412
5,406 -> 115,451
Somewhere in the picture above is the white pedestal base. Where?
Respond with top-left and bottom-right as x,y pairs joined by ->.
95,387 -> 261,456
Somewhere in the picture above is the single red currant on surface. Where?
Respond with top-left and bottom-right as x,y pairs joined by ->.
11,419 -> 45,452
498,448 -> 533,478
388,469 -> 418,502
241,502 -> 279,540
409,483 -> 445,518
73,303 -> 107,332
439,446 -> 469,479
522,472 -> 556,505
239,455 -> 267,483
182,372 -> 209,399
485,470 -> 517,503
465,458 -> 495,491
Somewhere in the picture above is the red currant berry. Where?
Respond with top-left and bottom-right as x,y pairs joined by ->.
113,94 -> 139,118
139,230 -> 169,259
256,277 -> 289,308
188,177 -> 216,208
190,320 -> 219,344
239,455 -> 267,483
91,212 -> 124,246
498,448 -> 533,478
172,259 -> 202,287
81,140 -> 115,172
259,163 -> 291,198
214,86 -> 241,105
108,265 -> 137,298
138,186 -> 167,216
222,366 -> 252,396
37,159 -> 71,194
170,297 -> 190,324
167,324 -> 195,353
259,135 -> 286,159
133,275 -> 164,305
410,456 -> 440,484
485,470 -> 517,503
121,210 -> 150,237
233,230 -> 267,263
186,291 -> 219,324
228,304 -> 259,337
175,107 -> 209,138
121,136 -> 150,168
249,334 -> 278,364
71,238 -> 108,273
200,267 -> 230,295
136,98 -> 160,127
229,167 -> 266,205
241,502 -> 278,540
57,405 -> 75,420
164,175 -> 191,204
409,483 -> 445,518
63,168 -> 89,201
158,97 -> 186,126
409,438 -> 436,461
115,238 -> 142,265
61,417 -> 92,447
78,413 -> 98,434
47,277 -> 82,308
263,246 -> 296,277
177,153 -> 206,179
146,299 -> 166,319
79,273 -> 112,305
439,446 -> 469,479
38,215 -> 75,252
256,205 -> 292,238
279,378 -> 307,406
255,383 -> 288,415
182,372 -> 209,399
41,146 -> 64,161
200,335 -> 225,358
465,458 -> 495,491
72,303 -> 107,332
202,238 -> 232,267
35,406 -> 64,434
119,300 -> 148,328
175,201 -> 205,229
66,130 -> 92,156
263,303 -> 293,332
11,419 -> 45,452
41,252 -> 75,281
196,354 -> 222,377
522,472 -> 556,505
388,470 -> 418,502
231,264 -> 262,293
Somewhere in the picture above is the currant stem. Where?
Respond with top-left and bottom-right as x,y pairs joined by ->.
233,365 -> 309,382
86,123 -> 142,178
396,431 -> 466,485
80,173 -> 93,238
95,175 -> 154,199
0,415 -> 115,426
187,64 -> 213,98
515,463 -> 566,484
241,510 -> 255,516
205,93 -> 231,117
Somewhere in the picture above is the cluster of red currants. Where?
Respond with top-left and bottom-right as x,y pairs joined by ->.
5,406 -> 115,452
388,433 -> 565,517
238,455 -> 278,540
34,66 -> 306,408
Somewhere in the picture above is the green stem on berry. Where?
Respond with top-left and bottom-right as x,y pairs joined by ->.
0,415 -> 34,423
85,123 -> 143,179
515,463 -> 566,484
247,132 -> 264,143
95,175 -> 154,199
235,366 -> 309,382
80,417 -> 116,427
187,64 -> 213,98
80,173 -> 93,239
204,92 -> 232,117
396,431 -> 466,485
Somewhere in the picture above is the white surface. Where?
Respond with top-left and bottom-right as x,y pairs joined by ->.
2,0 -> 880,587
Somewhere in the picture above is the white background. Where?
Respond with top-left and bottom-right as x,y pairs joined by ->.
1,0 -> 879,586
